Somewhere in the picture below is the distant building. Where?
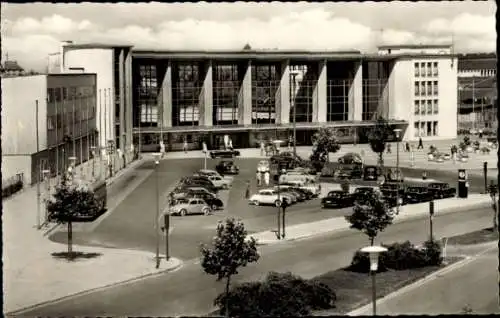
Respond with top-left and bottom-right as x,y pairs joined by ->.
457,53 -> 497,132
2,73 -> 97,185
1,59 -> 26,77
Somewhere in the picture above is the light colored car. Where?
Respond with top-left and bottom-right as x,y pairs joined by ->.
282,171 -> 316,182
257,160 -> 271,173
196,169 -> 223,178
249,189 -> 289,207
170,198 -> 211,216
207,175 -> 230,189
284,179 -> 321,197
271,186 -> 298,203
183,186 -> 217,197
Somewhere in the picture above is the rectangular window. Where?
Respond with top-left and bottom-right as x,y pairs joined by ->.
47,88 -> 54,103
433,99 -> 439,114
414,122 -> 420,137
54,87 -> 62,102
420,62 -> 425,77
47,116 -> 55,130
414,82 -> 419,96
427,62 -> 432,76
414,100 -> 420,115
433,81 -> 438,95
420,82 -> 425,96
433,121 -> 438,136
433,62 -> 438,76
414,62 -> 420,77
420,103 -> 426,115
62,87 -> 68,100
427,100 -> 432,115
427,81 -> 432,96
427,121 -> 432,136
421,121 -> 427,136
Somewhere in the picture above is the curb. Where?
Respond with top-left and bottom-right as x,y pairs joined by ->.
5,257 -> 184,316
252,201 -> 491,246
345,243 -> 496,316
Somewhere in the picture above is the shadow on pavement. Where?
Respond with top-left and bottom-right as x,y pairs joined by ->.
51,251 -> 103,262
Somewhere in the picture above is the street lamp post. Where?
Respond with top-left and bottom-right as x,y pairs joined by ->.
153,153 -> 162,268
90,146 -> 96,181
393,129 -> 402,214
42,169 -> 51,226
361,245 -> 388,316
68,156 -> 77,183
290,71 -> 299,157
276,160 -> 282,240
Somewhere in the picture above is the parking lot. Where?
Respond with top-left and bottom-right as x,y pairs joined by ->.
49,153 -> 491,261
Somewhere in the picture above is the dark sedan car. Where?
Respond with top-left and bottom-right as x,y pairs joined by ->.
427,182 -> 456,199
210,150 -> 241,159
179,177 -> 219,194
182,191 -> 224,210
280,182 -> 314,199
405,186 -> 433,204
215,160 -> 240,175
321,190 -> 354,209
270,151 -> 303,165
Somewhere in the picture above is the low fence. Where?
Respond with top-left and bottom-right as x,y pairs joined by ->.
2,173 -> 25,199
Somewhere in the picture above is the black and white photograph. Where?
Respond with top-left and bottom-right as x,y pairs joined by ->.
1,1 -> 498,316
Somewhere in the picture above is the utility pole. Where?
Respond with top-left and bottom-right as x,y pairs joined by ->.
35,100 -> 41,229
290,71 -> 299,156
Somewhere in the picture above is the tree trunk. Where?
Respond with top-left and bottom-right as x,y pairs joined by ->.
67,221 -> 73,256
493,202 -> 498,232
378,152 -> 384,170
370,236 -> 374,246
225,275 -> 231,318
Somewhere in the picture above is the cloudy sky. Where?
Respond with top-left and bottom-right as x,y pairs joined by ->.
1,1 -> 496,71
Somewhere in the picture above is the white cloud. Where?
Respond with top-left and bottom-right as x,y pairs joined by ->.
2,8 -> 496,72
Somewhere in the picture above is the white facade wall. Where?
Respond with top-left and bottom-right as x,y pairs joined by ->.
63,48 -> 114,148
379,47 -> 451,55
436,57 -> 458,139
388,60 -> 413,139
1,75 -> 48,155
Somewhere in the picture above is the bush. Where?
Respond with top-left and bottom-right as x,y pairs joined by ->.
348,240 -> 443,273
463,135 -> 471,146
215,271 -> 337,317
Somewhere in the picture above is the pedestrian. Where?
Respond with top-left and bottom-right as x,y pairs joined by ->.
245,180 -> 251,199
256,170 -> 261,187
160,140 -> 165,158
183,138 -> 188,153
387,143 -> 391,154
417,137 -> 423,150
260,141 -> 265,157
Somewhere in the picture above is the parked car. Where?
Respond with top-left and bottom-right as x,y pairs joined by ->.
405,186 -> 433,204
205,175 -> 230,189
427,182 -> 456,199
338,152 -> 363,165
270,151 -> 303,165
380,183 -> 405,197
173,185 -> 218,198
352,186 -> 377,202
248,189 -> 291,206
178,178 -> 218,194
363,165 -> 380,181
278,186 -> 307,202
215,160 -> 240,175
182,191 -> 224,211
272,186 -> 300,203
195,169 -> 223,178
210,149 -> 241,159
169,198 -> 212,216
283,179 -> 321,197
336,164 -> 364,180
382,191 -> 405,208
321,190 -> 354,209
280,182 -> 314,199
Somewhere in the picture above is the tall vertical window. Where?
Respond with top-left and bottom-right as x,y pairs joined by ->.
426,62 -> 432,76
433,121 -> 438,136
137,64 -> 158,126
414,82 -> 420,96
420,62 -> 425,77
420,82 -> 426,96
433,62 -> 438,76
290,64 -> 316,123
172,63 -> 201,126
426,100 -> 432,115
421,121 -> 427,136
327,79 -> 350,121
213,64 -> 239,125
427,81 -> 432,96
414,100 -> 420,115
420,102 -> 426,116
414,62 -> 420,77
433,99 -> 439,114
414,122 -> 420,137
433,81 -> 438,95
427,121 -> 432,136
252,63 -> 279,124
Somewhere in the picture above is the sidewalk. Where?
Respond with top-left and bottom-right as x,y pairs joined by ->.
3,155 -> 183,314
247,193 -> 491,245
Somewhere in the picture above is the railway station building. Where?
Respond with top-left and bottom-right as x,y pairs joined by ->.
54,42 -> 459,152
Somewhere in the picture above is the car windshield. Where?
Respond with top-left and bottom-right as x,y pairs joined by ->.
176,199 -> 189,204
328,192 -> 342,197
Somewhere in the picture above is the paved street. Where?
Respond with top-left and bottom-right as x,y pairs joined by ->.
18,206 -> 495,316
351,245 -> 499,315
48,156 -> 489,261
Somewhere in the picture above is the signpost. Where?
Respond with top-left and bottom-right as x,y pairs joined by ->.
158,209 -> 171,261
429,200 -> 435,241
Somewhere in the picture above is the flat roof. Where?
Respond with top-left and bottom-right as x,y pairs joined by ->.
64,43 -> 133,49
47,73 -> 97,76
378,44 -> 452,49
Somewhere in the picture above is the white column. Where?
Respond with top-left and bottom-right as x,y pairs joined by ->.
316,60 -> 327,123
201,60 -> 213,127
279,60 -> 290,124
349,61 -> 363,121
161,60 -> 173,128
118,49 -> 125,152
239,60 -> 252,125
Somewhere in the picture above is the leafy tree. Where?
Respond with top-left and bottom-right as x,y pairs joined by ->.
46,174 -> 106,256
488,182 -> 498,232
310,127 -> 340,171
345,190 -> 394,246
200,218 -> 260,317
367,116 -> 393,170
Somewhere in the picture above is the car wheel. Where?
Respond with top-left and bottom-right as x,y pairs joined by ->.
203,207 -> 211,216
179,209 -> 187,217
275,200 -> 282,207
252,200 -> 259,206
211,204 -> 218,211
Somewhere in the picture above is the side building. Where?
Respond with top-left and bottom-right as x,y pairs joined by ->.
52,42 -> 458,152
2,73 -> 97,185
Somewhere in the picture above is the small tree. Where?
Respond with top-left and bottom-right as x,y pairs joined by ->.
200,218 -> 260,317
368,116 -> 393,170
345,190 -> 394,246
310,127 -> 340,171
46,174 -> 105,256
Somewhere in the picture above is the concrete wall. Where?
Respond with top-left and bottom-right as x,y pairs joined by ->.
388,59 -> 413,141
1,75 -> 48,155
436,57 -> 458,139
63,48 -> 114,148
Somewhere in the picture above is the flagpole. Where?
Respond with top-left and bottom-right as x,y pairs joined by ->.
55,93 -> 59,177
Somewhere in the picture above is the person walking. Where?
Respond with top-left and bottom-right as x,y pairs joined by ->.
245,180 -> 251,199
417,137 -> 424,150
183,138 -> 188,153
387,143 -> 392,154
260,141 -> 265,157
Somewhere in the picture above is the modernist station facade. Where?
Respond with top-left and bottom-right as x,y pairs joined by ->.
56,43 -> 458,152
